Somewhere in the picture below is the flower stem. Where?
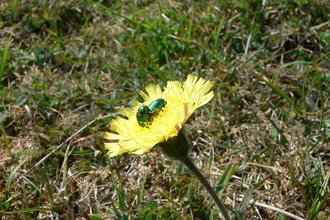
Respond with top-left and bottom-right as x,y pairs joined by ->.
179,156 -> 230,220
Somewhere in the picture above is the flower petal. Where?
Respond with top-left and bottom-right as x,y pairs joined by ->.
104,74 -> 214,157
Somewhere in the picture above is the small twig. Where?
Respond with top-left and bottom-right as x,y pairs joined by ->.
236,198 -> 305,220
16,114 -> 115,182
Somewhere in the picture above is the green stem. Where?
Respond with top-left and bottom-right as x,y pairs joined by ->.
180,156 -> 230,220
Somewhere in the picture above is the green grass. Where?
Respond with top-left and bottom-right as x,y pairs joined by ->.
1,0 -> 330,219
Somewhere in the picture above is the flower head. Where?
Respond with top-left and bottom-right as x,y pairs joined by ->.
104,75 -> 214,157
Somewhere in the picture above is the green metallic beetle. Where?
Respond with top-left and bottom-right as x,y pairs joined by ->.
136,105 -> 150,127
148,98 -> 167,115
136,98 -> 167,127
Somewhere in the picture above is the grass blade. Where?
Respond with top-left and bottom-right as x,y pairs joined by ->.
262,76 -> 303,118
0,35 -> 11,89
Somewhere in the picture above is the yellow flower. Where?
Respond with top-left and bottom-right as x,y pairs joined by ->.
104,75 -> 214,157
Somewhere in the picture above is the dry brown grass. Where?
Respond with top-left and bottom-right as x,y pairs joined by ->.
1,0 -> 330,219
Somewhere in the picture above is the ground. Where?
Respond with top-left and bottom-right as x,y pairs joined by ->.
0,0 -> 330,219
